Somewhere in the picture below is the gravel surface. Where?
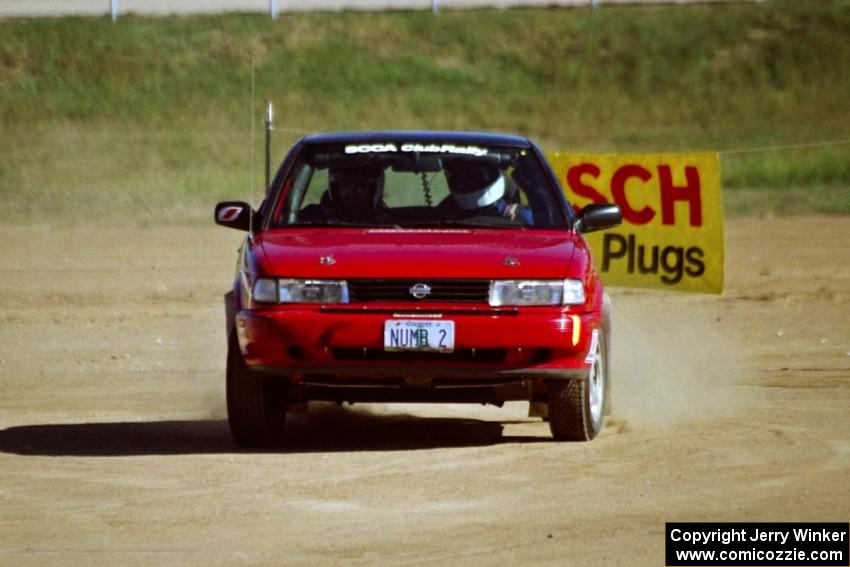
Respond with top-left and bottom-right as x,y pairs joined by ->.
0,216 -> 848,565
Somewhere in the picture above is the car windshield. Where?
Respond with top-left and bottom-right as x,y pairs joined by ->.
268,142 -> 568,230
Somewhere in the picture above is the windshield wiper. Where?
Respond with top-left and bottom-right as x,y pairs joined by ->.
285,220 -> 390,228
400,218 -> 525,229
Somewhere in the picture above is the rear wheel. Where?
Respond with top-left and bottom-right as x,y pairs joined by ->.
226,333 -> 287,448
547,327 -> 607,441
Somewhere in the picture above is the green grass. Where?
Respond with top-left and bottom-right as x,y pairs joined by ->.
1,0 -> 849,224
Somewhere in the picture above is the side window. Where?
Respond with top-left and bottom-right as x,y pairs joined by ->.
427,173 -> 450,207
274,164 -> 324,225
382,170 -> 450,208
301,168 -> 328,207
504,167 -> 529,206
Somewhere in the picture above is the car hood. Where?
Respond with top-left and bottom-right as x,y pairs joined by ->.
256,228 -> 583,279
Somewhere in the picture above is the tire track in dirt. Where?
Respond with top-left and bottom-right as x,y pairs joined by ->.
0,217 -> 847,565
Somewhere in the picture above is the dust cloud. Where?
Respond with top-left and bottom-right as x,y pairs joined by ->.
202,292 -> 747,434
610,291 -> 747,428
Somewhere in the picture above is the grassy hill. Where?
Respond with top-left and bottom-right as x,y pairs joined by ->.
2,0 -> 848,223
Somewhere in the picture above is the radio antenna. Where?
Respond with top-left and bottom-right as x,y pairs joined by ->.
265,101 -> 273,192
248,57 -> 256,236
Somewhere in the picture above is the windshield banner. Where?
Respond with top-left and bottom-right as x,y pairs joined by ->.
547,152 -> 724,294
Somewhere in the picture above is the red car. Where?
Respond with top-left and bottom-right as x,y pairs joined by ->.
215,131 -> 621,446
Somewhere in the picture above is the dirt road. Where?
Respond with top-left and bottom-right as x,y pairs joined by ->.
0,216 -> 848,565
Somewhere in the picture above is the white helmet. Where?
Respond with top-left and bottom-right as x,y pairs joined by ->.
445,161 -> 505,210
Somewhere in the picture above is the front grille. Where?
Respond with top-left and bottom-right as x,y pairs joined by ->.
347,279 -> 490,303
332,347 -> 507,364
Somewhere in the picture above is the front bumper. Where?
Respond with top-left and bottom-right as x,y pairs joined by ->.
235,303 -> 598,383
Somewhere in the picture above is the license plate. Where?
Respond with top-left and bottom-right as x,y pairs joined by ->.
384,320 -> 455,353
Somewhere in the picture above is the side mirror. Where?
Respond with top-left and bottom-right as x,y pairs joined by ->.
215,201 -> 254,232
575,203 -> 622,233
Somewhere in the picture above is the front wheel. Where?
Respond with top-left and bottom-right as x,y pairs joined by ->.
226,333 -> 287,448
547,327 -> 607,441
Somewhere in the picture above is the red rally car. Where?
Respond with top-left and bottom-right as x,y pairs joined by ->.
215,131 -> 622,446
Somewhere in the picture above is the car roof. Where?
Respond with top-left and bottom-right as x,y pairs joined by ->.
300,130 -> 532,147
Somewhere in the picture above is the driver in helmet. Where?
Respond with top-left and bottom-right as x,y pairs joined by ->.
443,160 -> 533,225
324,164 -> 385,222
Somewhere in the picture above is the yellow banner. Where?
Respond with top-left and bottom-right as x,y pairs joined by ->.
547,153 -> 724,294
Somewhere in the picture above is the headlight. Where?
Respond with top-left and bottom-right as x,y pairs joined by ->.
488,279 -> 585,307
252,278 -> 349,304
252,278 -> 279,303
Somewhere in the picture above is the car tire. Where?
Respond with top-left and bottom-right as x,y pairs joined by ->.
547,327 -> 607,441
602,294 -> 613,417
226,333 -> 287,448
